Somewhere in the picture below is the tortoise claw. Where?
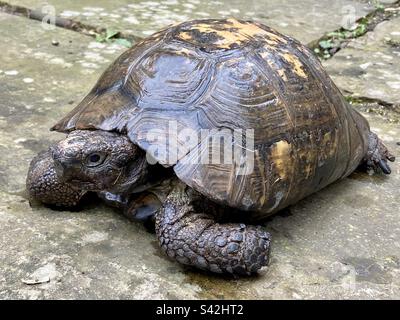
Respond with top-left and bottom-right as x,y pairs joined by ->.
378,159 -> 391,174
363,132 -> 395,175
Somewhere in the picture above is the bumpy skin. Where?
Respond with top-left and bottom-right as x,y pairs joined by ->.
26,129 -> 394,275
51,130 -> 148,194
50,18 -> 391,216
26,150 -> 85,207
27,145 -> 271,275
26,19 -> 396,276
363,132 -> 395,174
156,182 -> 271,275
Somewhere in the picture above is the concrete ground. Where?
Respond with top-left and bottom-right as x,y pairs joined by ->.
0,1 -> 399,299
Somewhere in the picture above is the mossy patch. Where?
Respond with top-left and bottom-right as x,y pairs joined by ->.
310,1 -> 400,60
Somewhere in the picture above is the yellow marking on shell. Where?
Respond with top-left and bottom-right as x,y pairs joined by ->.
277,68 -> 288,81
323,131 -> 331,141
296,135 -> 317,179
260,51 -> 290,82
179,32 -> 193,41
175,47 -> 193,55
254,150 -> 267,206
270,140 -> 291,179
321,131 -> 337,158
295,151 -> 312,179
178,18 -> 286,49
281,53 -> 307,78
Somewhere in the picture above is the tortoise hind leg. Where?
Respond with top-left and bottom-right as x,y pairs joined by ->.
155,181 -> 271,275
361,132 -> 395,174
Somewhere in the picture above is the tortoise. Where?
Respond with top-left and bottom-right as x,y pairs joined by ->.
26,18 -> 395,275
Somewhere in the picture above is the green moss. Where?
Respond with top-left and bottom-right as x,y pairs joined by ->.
373,0 -> 385,12
310,1 -> 399,60
95,28 -> 132,48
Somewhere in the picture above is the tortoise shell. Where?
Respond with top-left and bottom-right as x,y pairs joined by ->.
52,18 -> 370,217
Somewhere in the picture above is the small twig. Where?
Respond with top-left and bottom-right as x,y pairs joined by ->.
0,1 -> 142,43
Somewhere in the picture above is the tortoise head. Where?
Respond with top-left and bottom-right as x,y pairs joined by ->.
51,130 -> 148,193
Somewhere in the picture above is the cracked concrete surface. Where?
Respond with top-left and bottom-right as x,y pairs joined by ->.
0,2 -> 399,300
7,0 -> 378,43
323,15 -> 400,105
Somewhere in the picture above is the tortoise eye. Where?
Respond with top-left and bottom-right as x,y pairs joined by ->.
86,153 -> 106,167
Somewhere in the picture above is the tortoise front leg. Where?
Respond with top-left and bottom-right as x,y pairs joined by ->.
26,149 -> 85,207
155,182 -> 271,275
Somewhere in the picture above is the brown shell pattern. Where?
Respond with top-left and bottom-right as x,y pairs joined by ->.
52,18 -> 370,216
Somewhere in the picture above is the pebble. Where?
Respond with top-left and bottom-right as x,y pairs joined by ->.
49,58 -> 66,65
88,42 -> 106,49
82,7 -> 104,12
81,62 -> 100,69
5,70 -> 18,76
60,10 -> 80,17
123,17 -> 140,24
